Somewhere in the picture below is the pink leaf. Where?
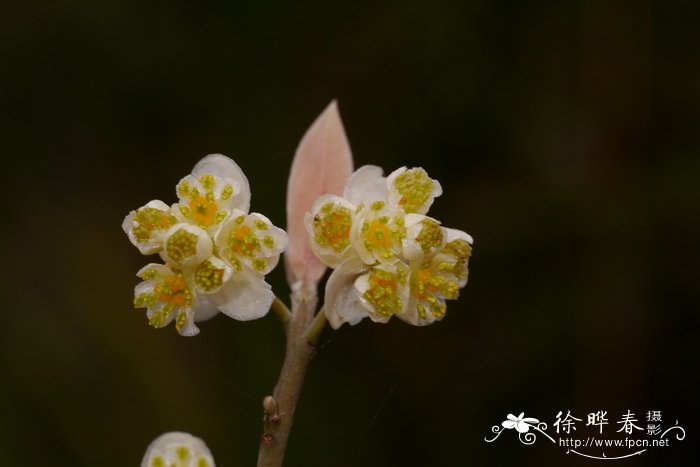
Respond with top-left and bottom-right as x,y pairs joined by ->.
285,100 -> 354,286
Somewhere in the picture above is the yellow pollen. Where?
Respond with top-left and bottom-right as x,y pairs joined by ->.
166,228 -> 198,262
395,168 -> 434,213
416,219 -> 443,253
179,205 -> 192,218
177,180 -> 191,197
134,293 -> 156,308
445,239 -> 472,259
370,200 -> 385,211
195,260 -> 225,292
215,211 -> 227,223
444,239 -> 471,280
410,262 -> 457,319
198,174 -> 215,190
153,273 -> 192,307
313,203 -> 352,253
363,268 -> 403,317
417,303 -> 427,319
175,445 -> 190,461
227,224 -> 261,257
133,208 -> 176,242
151,456 -> 165,467
175,310 -> 187,332
148,304 -> 174,328
140,268 -> 158,280
253,258 -> 267,272
221,184 -> 233,200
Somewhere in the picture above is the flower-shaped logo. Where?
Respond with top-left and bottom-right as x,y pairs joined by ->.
502,413 -> 540,433
123,154 -> 287,336
305,165 -> 473,328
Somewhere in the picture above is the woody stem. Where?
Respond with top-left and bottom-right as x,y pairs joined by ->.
256,281 -> 319,467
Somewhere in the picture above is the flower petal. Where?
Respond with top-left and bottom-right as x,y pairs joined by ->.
285,100 -> 354,286
193,295 -> 221,322
343,165 -> 387,206
323,257 -> 371,329
515,421 -> 531,433
502,420 -> 517,429
174,307 -> 200,336
210,270 -> 274,321
443,226 -> 474,246
192,153 -> 251,213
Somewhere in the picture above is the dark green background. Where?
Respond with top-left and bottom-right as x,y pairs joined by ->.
1,1 -> 697,466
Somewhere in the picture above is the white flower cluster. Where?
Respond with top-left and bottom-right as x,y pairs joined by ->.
123,154 -> 287,336
306,165 -> 473,328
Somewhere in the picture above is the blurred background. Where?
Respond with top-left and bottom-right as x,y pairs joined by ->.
1,1 -> 697,465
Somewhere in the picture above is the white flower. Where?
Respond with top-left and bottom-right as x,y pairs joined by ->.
141,432 -> 215,467
122,200 -> 177,255
124,154 -> 288,335
386,166 -> 442,214
134,264 -> 199,336
502,413 -> 540,433
160,223 -> 214,269
305,165 -> 472,328
351,200 -> 406,264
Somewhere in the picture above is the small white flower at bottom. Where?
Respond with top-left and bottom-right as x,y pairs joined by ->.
141,432 -> 215,467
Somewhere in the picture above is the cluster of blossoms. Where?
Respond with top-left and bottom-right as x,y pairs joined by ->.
141,432 -> 215,467
306,165 -> 473,328
122,154 -> 287,336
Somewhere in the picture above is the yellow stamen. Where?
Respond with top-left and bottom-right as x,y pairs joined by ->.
415,219 -> 443,253
313,202 -> 352,253
194,260 -> 225,292
227,224 -> 261,257
133,208 -> 176,242
166,228 -> 198,262
363,268 -> 405,317
394,168 -> 434,213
